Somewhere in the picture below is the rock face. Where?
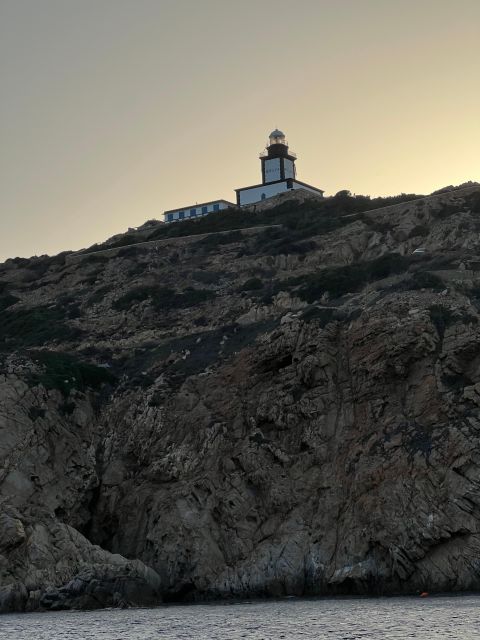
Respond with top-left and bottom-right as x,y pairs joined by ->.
2,185 -> 480,611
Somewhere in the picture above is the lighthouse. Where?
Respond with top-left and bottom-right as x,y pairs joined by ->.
163,128 -> 324,223
261,129 -> 297,183
235,129 -> 324,206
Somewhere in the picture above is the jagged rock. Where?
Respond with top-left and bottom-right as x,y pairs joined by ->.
2,186 -> 480,610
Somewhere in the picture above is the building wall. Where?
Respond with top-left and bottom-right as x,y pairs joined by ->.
238,180 -> 323,206
164,201 -> 230,223
290,180 -> 323,196
238,181 -> 289,206
284,159 -> 295,179
264,158 -> 281,182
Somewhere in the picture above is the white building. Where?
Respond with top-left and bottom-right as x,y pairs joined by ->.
235,130 -> 324,206
163,199 -> 235,223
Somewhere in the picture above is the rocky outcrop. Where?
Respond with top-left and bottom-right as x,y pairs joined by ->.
0,504 -> 160,612
2,186 -> 480,611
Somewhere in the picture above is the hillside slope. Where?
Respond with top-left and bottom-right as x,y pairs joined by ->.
2,185 -> 480,611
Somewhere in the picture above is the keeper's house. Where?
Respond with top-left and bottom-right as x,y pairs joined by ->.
235,130 -> 324,206
163,199 -> 235,223
162,129 -> 323,222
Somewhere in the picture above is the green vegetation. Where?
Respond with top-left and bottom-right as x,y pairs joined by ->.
384,270 -> 445,294
86,284 -> 114,306
191,270 -> 224,285
281,253 -> 411,303
29,351 -> 116,396
404,271 -> 444,291
238,277 -> 264,292
433,202 -> 462,220
112,285 -> 215,312
362,219 -> 394,234
408,224 -> 429,238
84,253 -> 109,264
117,319 -> 278,389
464,284 -> 480,301
428,305 -> 477,339
28,406 -> 46,421
80,192 -> 423,256
466,191 -> 480,214
117,245 -> 149,258
6,251 -> 74,278
55,292 -> 83,319
85,234 -> 139,253
0,305 -> 80,349
301,306 -> 335,326
428,305 -> 455,339
250,226 -> 319,256
0,293 -> 19,312
194,230 -> 244,251
282,254 -> 446,303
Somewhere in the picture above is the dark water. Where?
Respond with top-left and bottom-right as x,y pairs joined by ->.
1,595 -> 479,639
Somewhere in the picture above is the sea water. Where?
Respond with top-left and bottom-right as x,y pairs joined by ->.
1,595 -> 479,639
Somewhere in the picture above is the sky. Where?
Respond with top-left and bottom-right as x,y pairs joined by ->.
1,0 -> 480,261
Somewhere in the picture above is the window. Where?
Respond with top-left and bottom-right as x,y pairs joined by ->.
213,203 -> 220,211
190,208 -> 196,217
261,193 -> 266,200
202,206 -> 208,214
179,211 -> 185,219
167,213 -> 174,222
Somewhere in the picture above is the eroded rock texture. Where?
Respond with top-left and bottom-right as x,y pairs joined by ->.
2,185 -> 480,611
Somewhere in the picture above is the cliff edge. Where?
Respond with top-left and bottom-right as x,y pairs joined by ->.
2,186 -> 480,611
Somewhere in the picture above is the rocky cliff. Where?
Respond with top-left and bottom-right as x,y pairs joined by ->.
2,185 -> 480,611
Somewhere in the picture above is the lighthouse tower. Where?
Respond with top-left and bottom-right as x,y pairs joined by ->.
235,129 -> 324,206
261,129 -> 297,183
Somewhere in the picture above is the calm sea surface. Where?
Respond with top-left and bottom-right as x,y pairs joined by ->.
1,595 -> 479,640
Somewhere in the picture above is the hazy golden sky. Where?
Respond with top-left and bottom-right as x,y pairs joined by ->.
1,0 -> 479,261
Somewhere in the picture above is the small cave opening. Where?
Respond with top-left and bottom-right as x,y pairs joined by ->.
163,582 -> 197,603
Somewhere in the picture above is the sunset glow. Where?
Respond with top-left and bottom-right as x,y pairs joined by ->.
1,0 -> 479,260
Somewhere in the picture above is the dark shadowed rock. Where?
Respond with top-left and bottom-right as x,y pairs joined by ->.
2,186 -> 480,610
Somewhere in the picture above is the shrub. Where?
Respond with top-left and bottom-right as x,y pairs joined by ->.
363,219 -> 394,234
406,271 -> 444,290
285,253 -> 411,302
239,277 -> 264,292
112,285 -> 215,312
84,253 -> 109,264
28,406 -> 46,421
466,192 -> 480,215
88,234 -> 138,251
428,305 -> 455,339
57,191 -> 426,260
59,400 -> 76,415
383,271 -> 445,294
86,284 -> 114,306
194,230 -> 244,251
0,306 -> 80,349
117,245 -> 148,258
56,292 -> 83,319
115,320 -> 278,390
143,193 -> 423,246
29,351 -> 116,396
465,284 -> 480,299
301,306 -> 335,326
434,203 -> 461,220
0,293 -> 19,312
408,224 -> 429,238
191,270 -> 223,285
